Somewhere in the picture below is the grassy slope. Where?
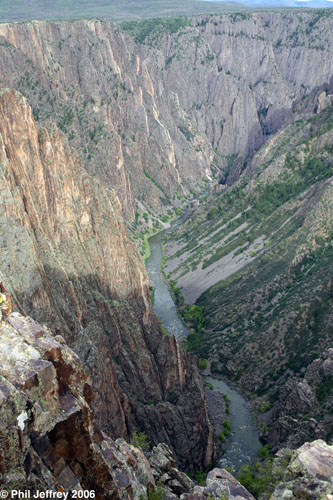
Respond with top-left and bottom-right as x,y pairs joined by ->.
0,0 -> 328,23
166,105 -> 333,408
0,0 -> 248,23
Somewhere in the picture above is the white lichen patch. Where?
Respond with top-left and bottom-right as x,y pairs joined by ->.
0,323 -> 41,372
17,410 -> 28,431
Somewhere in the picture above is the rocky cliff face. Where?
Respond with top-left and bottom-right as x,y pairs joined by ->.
0,306 -> 333,500
163,91 -> 333,449
0,11 -> 332,218
0,307 -> 239,498
0,88 -> 214,472
3,305 -> 330,499
265,349 -> 333,450
0,19 -> 213,219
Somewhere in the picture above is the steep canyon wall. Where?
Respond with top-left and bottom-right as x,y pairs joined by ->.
0,11 -> 332,216
0,89 -> 214,471
0,9 -> 332,471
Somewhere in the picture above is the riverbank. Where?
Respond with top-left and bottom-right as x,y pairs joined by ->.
205,376 -> 261,472
145,222 -> 262,473
146,223 -> 188,339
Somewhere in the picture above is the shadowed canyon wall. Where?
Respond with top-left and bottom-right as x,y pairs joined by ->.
0,88 -> 214,471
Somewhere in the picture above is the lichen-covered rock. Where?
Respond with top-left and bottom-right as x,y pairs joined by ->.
205,469 -> 256,500
270,440 -> 333,500
0,311 -> 157,498
0,282 -> 12,320
149,443 -> 177,474
0,308 -> 255,499
181,468 -> 256,500
148,443 -> 195,496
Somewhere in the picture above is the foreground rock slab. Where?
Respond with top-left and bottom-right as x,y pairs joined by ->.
0,307 -> 248,499
271,440 -> 333,500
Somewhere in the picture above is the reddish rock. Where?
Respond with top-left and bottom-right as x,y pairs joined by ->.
0,90 -> 214,471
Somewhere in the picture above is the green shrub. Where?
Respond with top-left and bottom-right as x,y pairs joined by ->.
121,17 -> 191,44
259,445 -> 271,459
219,432 -> 226,442
144,170 -> 166,195
182,304 -> 205,332
131,431 -> 150,451
149,286 -> 155,305
238,458 -> 274,498
222,420 -> 231,435
161,326 -> 168,336
316,374 -> 333,403
148,482 -> 166,500
194,469 -> 207,485
259,401 -> 271,413
178,124 -> 194,141
199,358 -> 208,370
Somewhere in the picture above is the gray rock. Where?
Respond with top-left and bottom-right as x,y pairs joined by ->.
149,443 -> 177,473
271,440 -> 333,500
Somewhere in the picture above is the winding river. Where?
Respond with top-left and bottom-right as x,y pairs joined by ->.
146,222 -> 262,472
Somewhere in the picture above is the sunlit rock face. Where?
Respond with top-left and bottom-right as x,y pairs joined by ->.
0,90 -> 214,471
270,440 -> 333,500
0,12 -> 332,215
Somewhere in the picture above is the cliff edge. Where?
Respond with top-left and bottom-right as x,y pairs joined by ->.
0,88 -> 213,471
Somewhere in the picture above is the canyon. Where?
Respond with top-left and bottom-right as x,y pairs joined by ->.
2,301 -> 332,498
0,11 -> 332,221
0,88 -> 214,473
164,88 -> 333,452
0,6 -> 332,499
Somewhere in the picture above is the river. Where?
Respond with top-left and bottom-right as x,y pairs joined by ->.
145,222 -> 262,472
145,220 -> 188,340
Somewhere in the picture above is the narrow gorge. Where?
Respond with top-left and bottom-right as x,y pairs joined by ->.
0,6 -> 332,499
146,220 -> 262,473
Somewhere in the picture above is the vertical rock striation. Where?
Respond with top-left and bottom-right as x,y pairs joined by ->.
0,89 -> 214,471
0,12 -> 331,215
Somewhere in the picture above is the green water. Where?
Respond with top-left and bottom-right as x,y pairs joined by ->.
145,221 -> 262,471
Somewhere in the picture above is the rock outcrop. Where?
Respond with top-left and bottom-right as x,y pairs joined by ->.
185,469 -> 256,500
0,310 -> 154,497
265,349 -> 333,450
0,89 -> 213,471
0,308 -> 253,499
271,440 -> 333,500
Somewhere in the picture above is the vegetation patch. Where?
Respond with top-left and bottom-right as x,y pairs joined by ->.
121,17 -> 191,45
